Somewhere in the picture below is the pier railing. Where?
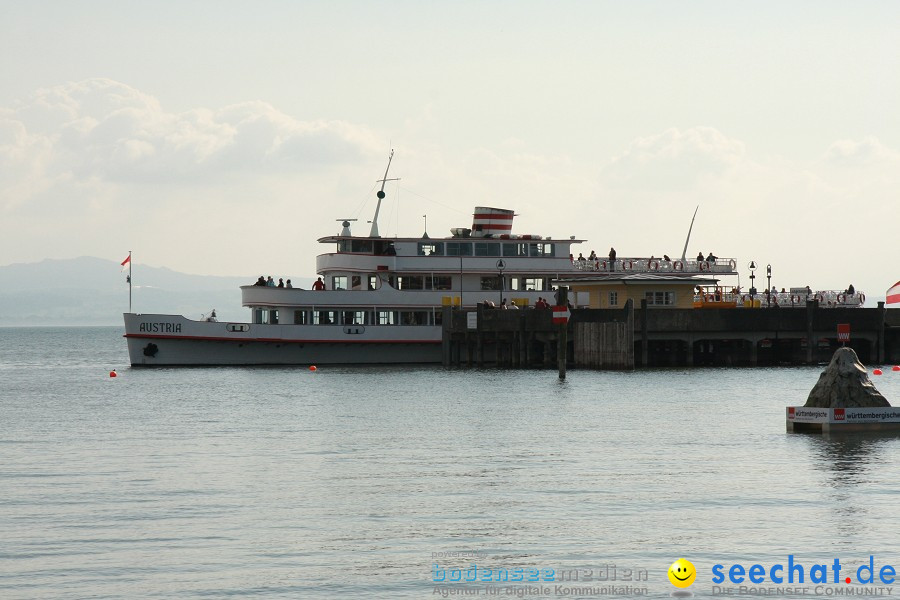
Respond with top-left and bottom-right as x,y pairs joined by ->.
571,256 -> 737,274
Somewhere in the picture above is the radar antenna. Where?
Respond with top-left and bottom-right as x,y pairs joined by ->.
336,218 -> 357,237
680,205 -> 700,262
370,149 -> 400,237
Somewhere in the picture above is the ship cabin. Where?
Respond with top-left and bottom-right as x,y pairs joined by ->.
239,206 -> 742,325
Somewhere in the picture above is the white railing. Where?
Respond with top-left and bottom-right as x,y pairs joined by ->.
748,290 -> 866,308
571,256 -> 737,274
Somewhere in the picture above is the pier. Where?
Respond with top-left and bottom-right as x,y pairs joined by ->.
441,302 -> 900,369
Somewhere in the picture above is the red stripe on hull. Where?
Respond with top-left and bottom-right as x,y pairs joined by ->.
125,333 -> 440,344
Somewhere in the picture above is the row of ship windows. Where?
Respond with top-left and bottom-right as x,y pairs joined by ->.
254,308 -> 442,326
330,274 -> 551,291
336,240 -> 556,257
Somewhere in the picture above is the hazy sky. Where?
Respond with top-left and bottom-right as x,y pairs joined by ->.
2,1 -> 899,300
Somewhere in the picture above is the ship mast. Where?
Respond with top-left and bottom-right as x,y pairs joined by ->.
680,205 -> 699,261
370,149 -> 399,238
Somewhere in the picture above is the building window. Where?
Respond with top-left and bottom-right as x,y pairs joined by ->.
609,291 -> 618,306
645,291 -> 676,306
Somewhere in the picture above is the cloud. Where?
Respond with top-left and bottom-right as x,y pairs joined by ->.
601,126 -> 746,191
823,135 -> 900,166
0,78 -> 381,210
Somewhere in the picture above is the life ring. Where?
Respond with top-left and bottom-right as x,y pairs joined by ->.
815,293 -> 824,303
673,260 -> 684,271
593,260 -> 600,271
699,261 -> 710,271
729,259 -> 736,270
860,293 -> 866,305
648,260 -> 659,271
599,260 -> 607,270
623,260 -> 633,270
837,294 -> 845,304
791,295 -> 800,304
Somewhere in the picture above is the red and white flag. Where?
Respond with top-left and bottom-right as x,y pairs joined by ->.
120,254 -> 131,272
887,281 -> 900,305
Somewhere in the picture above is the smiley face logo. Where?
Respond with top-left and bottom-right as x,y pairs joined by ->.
668,558 -> 696,588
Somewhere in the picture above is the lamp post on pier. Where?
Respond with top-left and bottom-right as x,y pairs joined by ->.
766,264 -> 772,308
749,261 -> 757,306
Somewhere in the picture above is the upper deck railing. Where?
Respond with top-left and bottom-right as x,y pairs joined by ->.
693,288 -> 867,308
571,256 -> 737,275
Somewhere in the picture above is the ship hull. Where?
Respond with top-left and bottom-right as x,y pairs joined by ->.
124,313 -> 442,366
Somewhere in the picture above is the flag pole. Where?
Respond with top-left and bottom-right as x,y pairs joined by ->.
128,250 -> 132,313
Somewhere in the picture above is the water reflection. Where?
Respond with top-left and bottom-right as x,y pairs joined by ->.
803,433 -> 900,544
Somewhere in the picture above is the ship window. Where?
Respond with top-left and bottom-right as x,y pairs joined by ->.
314,310 -> 338,325
503,243 -> 529,257
368,274 -> 379,290
481,276 -> 503,291
255,308 -> 268,324
446,242 -> 472,256
350,240 -> 373,253
397,275 -> 424,290
269,309 -> 279,324
332,276 -> 348,290
609,291 -> 619,306
645,291 -> 676,306
418,242 -> 444,256
342,310 -> 366,325
517,277 -> 544,291
377,310 -> 396,325
338,240 -> 351,252
399,311 -> 428,325
294,310 -> 309,325
474,242 -> 500,256
374,241 -> 396,256
529,243 -> 554,257
427,275 -> 452,290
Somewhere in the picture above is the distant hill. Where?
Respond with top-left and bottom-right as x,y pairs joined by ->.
0,257 -> 313,326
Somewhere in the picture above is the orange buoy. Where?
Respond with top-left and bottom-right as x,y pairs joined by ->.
109,370 -> 117,378
893,366 -> 900,372
873,369 -> 883,376
309,365 -> 317,371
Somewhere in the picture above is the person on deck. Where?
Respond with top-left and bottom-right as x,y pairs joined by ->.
312,277 -> 326,291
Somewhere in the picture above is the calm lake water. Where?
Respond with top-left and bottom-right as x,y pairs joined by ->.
3,327 -> 900,599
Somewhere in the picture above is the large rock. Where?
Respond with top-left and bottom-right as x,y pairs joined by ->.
804,347 -> 890,408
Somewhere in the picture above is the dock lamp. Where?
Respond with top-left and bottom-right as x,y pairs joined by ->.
766,264 -> 772,307
749,261 -> 757,305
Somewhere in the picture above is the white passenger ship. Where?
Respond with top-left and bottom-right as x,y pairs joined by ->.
123,157 -> 740,366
